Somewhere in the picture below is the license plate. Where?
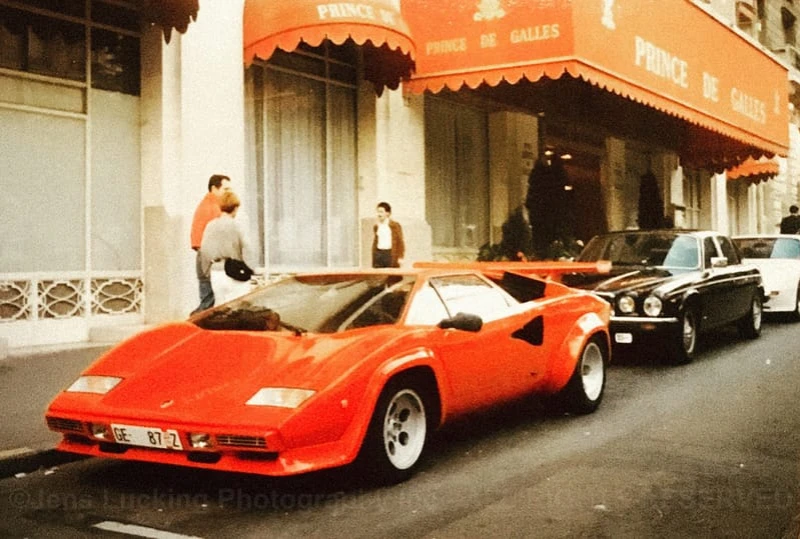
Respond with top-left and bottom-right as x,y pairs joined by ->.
614,332 -> 633,344
111,423 -> 183,450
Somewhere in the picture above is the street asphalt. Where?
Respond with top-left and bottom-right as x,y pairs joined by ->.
0,343 -> 112,479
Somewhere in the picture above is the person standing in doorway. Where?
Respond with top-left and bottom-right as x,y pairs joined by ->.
190,174 -> 231,314
780,204 -> 800,234
372,201 -> 405,268
200,191 -> 256,305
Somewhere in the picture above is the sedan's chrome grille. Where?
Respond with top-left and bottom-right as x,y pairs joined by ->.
216,434 -> 267,448
47,417 -> 84,433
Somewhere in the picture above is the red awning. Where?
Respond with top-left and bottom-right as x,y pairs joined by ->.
244,0 -> 416,93
727,156 -> 780,183
402,0 -> 788,161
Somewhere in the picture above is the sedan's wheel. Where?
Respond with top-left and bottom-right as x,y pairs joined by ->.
557,336 -> 607,414
357,378 -> 429,484
672,307 -> 698,364
738,293 -> 762,339
792,285 -> 800,322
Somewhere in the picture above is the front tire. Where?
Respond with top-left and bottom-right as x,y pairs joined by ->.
672,306 -> 698,364
558,336 -> 607,414
357,377 -> 429,484
738,292 -> 762,339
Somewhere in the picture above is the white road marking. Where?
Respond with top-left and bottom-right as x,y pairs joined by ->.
92,521 -> 204,539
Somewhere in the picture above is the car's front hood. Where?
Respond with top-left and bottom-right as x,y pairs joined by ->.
56,323 -> 400,424
570,267 -> 691,297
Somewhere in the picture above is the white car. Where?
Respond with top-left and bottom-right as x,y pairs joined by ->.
733,235 -> 800,320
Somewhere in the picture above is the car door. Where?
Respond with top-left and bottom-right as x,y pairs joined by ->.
714,235 -> 757,322
699,236 -> 752,328
405,275 -> 547,415
695,236 -> 730,329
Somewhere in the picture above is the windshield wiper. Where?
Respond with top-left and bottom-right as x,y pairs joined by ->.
279,320 -> 307,336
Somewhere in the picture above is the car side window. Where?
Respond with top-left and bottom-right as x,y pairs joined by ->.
431,274 -> 515,322
404,284 -> 450,326
343,285 -> 411,330
717,236 -> 739,264
703,237 -> 717,268
773,238 -> 800,259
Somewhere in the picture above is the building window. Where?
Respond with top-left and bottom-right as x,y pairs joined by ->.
736,1 -> 757,33
782,6 -> 797,46
0,1 -> 140,96
250,41 -> 359,270
683,169 -> 702,228
424,97 -> 490,252
1,0 -> 142,322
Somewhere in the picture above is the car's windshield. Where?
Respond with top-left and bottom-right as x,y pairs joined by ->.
193,274 -> 415,333
579,232 -> 700,269
734,237 -> 800,259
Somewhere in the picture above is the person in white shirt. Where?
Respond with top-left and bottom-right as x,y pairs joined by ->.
371,201 -> 405,268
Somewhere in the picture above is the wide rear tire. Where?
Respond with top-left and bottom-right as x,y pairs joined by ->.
557,335 -> 607,414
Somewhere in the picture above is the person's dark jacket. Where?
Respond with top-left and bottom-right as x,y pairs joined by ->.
780,214 -> 800,234
372,220 -> 405,267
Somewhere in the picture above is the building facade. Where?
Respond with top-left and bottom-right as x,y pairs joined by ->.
1,0 -> 797,350
705,0 -> 800,234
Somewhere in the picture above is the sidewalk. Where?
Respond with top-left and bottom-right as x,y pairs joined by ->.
0,342 -> 115,478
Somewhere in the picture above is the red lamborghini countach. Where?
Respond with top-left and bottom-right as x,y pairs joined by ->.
46,263 -> 611,483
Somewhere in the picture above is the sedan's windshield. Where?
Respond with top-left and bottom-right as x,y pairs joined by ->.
193,274 -> 415,333
579,232 -> 700,269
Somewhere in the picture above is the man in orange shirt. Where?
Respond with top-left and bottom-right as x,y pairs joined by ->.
190,174 -> 231,314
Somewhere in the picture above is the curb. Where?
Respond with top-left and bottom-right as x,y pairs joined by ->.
5,342 -> 112,360
0,447 -> 87,480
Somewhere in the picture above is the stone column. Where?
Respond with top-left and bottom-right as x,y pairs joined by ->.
359,87 -> 431,266
141,0 -> 246,322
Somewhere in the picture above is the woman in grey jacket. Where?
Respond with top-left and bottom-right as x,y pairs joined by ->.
199,191 -> 256,305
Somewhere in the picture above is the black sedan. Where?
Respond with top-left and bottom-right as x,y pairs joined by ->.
563,229 -> 764,363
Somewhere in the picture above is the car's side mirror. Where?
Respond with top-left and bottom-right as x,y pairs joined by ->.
710,256 -> 728,268
438,312 -> 483,332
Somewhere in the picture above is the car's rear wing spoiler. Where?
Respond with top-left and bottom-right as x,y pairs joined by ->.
413,260 -> 612,281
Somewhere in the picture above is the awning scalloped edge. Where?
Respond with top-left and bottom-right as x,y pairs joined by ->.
244,23 -> 415,66
726,157 -> 780,183
406,60 -> 787,165
574,65 -> 786,162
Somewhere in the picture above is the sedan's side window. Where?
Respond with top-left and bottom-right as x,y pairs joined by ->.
703,237 -> 717,268
717,236 -> 739,264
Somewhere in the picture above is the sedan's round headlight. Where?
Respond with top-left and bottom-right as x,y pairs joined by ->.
643,295 -> 663,317
617,295 -> 636,314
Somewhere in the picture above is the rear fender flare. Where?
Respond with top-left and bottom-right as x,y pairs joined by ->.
546,311 -> 610,392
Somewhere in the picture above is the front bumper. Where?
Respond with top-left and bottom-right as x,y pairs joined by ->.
45,413 -> 350,477
609,315 -> 680,345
